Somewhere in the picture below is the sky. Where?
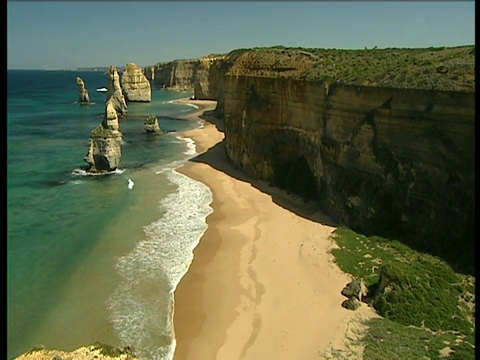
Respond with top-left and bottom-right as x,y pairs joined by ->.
7,1 -> 475,70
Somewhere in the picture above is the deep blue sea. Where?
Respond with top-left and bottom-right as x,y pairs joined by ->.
7,70 -> 213,359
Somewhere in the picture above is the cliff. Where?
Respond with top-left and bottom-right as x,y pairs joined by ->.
146,59 -> 200,90
144,54 -> 230,94
208,46 -> 475,273
194,52 -> 247,119
121,63 -> 152,102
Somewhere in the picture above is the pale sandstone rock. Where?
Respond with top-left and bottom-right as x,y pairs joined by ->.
107,66 -> 128,116
76,76 -> 90,104
15,343 -> 138,359
84,99 -> 123,173
121,63 -> 151,102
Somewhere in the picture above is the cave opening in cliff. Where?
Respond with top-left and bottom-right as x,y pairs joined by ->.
273,156 -> 317,201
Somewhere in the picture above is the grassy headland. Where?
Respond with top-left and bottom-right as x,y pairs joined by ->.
329,226 -> 475,359
227,45 -> 474,92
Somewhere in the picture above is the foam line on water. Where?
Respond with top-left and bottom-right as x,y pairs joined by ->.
107,136 -> 212,359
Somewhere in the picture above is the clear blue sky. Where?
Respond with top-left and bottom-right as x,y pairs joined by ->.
7,1 -> 475,70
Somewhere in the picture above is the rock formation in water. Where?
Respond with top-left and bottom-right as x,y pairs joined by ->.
84,99 -> 123,173
76,76 -> 90,104
107,65 -> 128,116
181,46 -> 475,272
121,63 -> 152,102
144,115 -> 162,134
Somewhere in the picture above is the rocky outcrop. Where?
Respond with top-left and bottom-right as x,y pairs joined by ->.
121,63 -> 152,102
83,66 -> 127,173
341,278 -> 368,310
144,115 -> 161,134
107,66 -> 128,116
16,343 -> 138,359
84,99 -> 123,173
206,46 -> 475,273
76,76 -> 90,104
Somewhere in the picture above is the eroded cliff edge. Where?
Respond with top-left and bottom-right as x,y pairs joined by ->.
202,46 -> 475,273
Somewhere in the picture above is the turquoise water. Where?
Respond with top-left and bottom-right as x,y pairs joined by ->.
7,70 -> 212,359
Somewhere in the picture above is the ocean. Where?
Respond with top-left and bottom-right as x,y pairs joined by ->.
7,70 -> 213,359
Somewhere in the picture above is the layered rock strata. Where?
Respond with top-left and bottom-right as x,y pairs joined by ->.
84,99 -> 123,173
146,59 -> 200,90
107,65 -> 128,116
142,46 -> 475,270
83,66 -> 127,173
144,55 -> 228,92
76,76 -> 90,104
207,47 -> 474,272
121,63 -> 152,102
223,74 -> 474,270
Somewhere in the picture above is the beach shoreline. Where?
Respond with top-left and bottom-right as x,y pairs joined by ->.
173,99 -> 378,359
12,98 -> 378,360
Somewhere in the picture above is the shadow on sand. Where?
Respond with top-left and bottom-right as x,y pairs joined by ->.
186,109 -> 339,228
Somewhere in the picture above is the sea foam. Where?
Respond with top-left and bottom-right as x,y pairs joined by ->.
107,137 -> 212,360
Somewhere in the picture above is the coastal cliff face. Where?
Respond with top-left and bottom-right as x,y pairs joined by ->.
194,55 -> 232,99
76,76 -> 90,104
147,59 -> 200,90
144,55 -> 231,95
144,65 -> 155,82
121,63 -> 152,102
216,47 -> 475,270
107,66 -> 128,116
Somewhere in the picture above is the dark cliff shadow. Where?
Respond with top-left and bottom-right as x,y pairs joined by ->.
187,115 -> 339,228
190,113 -> 475,275
201,109 -> 225,132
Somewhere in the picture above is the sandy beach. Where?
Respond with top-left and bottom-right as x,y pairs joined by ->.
173,100 -> 378,359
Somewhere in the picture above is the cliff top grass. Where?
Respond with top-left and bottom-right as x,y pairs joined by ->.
226,45 -> 475,92
329,226 -> 475,359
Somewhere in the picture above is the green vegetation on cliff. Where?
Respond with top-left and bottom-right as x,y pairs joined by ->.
91,125 -> 114,137
228,45 -> 474,92
329,227 -> 475,359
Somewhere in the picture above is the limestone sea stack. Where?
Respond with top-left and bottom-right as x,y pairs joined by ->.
84,100 -> 123,173
76,76 -> 90,104
121,63 -> 152,102
144,115 -> 162,134
107,65 -> 128,116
